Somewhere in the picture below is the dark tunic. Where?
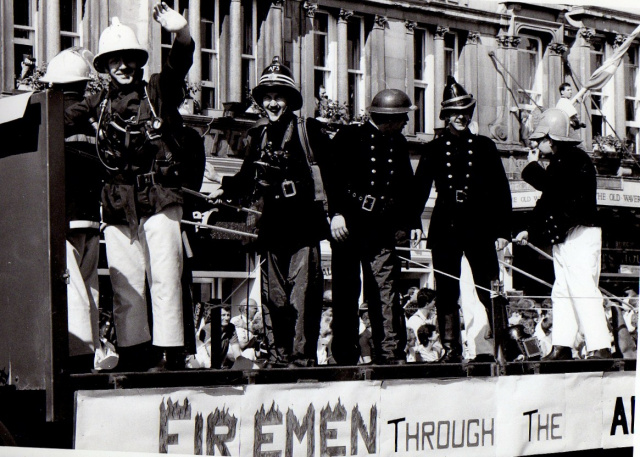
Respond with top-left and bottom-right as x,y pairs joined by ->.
522,145 -> 598,246
329,120 -> 417,364
65,37 -> 195,228
413,128 -> 512,344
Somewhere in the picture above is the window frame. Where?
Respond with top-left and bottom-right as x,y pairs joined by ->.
624,44 -> 640,154
347,14 -> 365,119
200,0 -> 220,110
13,0 -> 37,82
413,27 -> 429,134
443,30 -> 458,81
241,0 -> 257,105
516,34 -> 544,111
59,0 -> 82,50
312,11 -> 336,102
589,38 -> 607,138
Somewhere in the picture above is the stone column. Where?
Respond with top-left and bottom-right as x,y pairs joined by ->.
495,35 -> 520,144
548,42 -> 567,108
228,0 -> 242,103
188,0 -> 202,106
271,0 -> 284,62
434,25 -> 449,129
370,15 -> 387,99
405,21 -> 417,135
1,0 -> 15,92
464,32 -> 480,114
337,9 -> 353,105
45,0 -> 60,62
575,28 -> 595,146
301,2 -> 317,117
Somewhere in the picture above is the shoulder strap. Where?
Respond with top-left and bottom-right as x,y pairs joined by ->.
297,118 -> 328,211
297,117 -> 315,164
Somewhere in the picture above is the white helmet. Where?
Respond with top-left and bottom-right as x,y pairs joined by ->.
40,47 -> 94,84
93,17 -> 148,73
529,108 -> 580,144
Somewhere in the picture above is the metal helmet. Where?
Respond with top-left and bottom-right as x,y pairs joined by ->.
368,89 -> 416,114
529,108 -> 580,144
93,17 -> 149,73
40,47 -> 94,84
252,56 -> 303,111
440,76 -> 476,120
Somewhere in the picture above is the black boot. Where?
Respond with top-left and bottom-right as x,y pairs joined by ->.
586,348 -> 613,359
542,345 -> 573,361
437,311 -> 462,363
117,343 -> 153,372
148,347 -> 186,372
441,342 -> 463,363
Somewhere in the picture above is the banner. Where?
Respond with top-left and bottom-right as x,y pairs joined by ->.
74,371 -> 635,456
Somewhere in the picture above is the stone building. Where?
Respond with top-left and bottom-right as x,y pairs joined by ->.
2,0 -> 639,301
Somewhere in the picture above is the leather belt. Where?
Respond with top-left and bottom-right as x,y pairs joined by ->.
455,190 -> 467,203
136,172 -> 157,188
349,190 -> 383,212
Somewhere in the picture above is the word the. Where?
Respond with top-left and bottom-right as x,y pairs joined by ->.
523,409 -> 562,441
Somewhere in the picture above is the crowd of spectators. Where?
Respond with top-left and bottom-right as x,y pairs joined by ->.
178,283 -> 638,369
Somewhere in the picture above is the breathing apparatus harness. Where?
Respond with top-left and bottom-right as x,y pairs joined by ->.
95,86 -> 166,178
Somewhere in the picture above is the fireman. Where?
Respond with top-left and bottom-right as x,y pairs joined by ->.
40,48 -> 117,372
412,76 -> 512,363
515,108 -> 612,360
208,57 -> 332,367
65,2 -> 195,370
329,89 -> 419,365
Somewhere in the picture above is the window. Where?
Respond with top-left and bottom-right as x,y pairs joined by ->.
624,45 -> 640,154
313,12 -> 332,102
347,16 -> 364,118
241,0 -> 257,105
590,40 -> 606,137
443,31 -> 458,80
414,28 -> 428,133
13,0 -> 37,83
200,0 -> 219,110
516,35 -> 543,109
60,0 -> 81,50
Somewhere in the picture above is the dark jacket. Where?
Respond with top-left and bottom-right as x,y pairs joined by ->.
413,128 -> 512,247
221,114 -> 331,251
329,121 -> 418,247
63,92 -> 103,229
65,38 -> 195,227
522,145 -> 598,245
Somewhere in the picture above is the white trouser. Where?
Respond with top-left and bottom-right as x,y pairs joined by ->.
66,232 -> 101,356
459,255 -> 494,358
551,226 -> 611,351
104,205 -> 184,347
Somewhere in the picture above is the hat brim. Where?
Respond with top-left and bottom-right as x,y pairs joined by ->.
529,129 -> 581,145
252,84 -> 303,111
368,105 -> 417,114
93,49 -> 149,74
40,75 -> 91,84
440,99 -> 476,119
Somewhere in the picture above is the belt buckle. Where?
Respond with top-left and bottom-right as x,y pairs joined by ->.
362,194 -> 376,211
281,180 -> 297,197
136,172 -> 156,188
456,190 -> 467,203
